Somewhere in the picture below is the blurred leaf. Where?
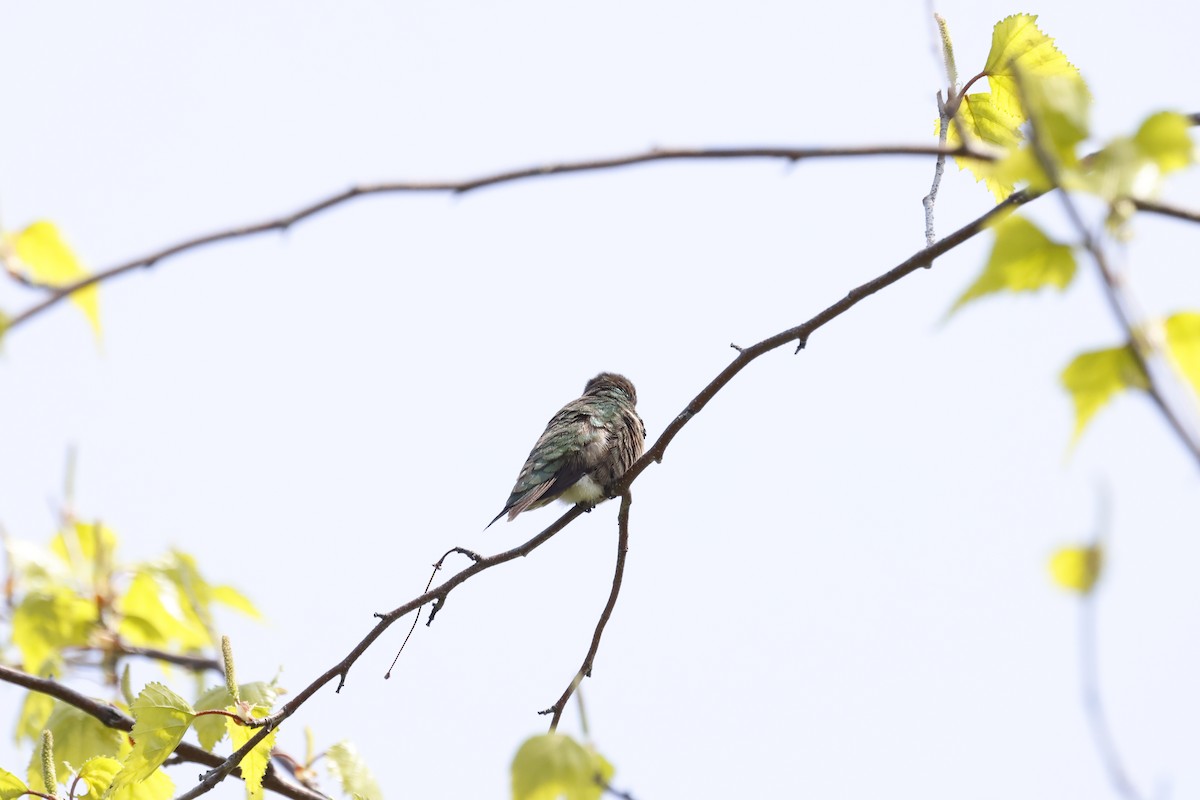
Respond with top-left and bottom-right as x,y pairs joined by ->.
1061,345 -> 1148,442
117,571 -> 209,652
226,706 -> 277,800
13,587 -> 97,674
950,214 -> 1075,312
51,521 -> 119,576
193,681 -> 280,753
326,742 -> 383,800
511,734 -> 613,800
211,585 -> 262,619
1050,543 -> 1103,593
1,221 -> 101,341
76,757 -> 123,800
109,684 -> 195,793
14,691 -> 55,744
1164,311 -> 1200,400
1134,111 -> 1195,174
0,768 -> 29,800
1085,112 -> 1196,219
983,14 -> 1087,121
26,703 -> 125,793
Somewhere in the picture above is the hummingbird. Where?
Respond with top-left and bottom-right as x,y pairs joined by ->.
488,372 -> 646,527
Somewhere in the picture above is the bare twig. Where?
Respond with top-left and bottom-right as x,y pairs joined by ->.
1133,198 -> 1200,226
111,641 -> 223,674
541,492 -> 633,731
1080,594 -> 1143,800
0,664 -> 326,800
3,143 -> 992,335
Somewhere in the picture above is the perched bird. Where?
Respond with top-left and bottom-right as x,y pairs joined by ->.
488,373 -> 646,527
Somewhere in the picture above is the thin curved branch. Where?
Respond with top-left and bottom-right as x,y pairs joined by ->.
541,491 -> 633,732
3,143 -> 992,335
0,664 -> 327,800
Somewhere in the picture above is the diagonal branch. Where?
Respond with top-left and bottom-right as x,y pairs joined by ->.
3,143 -> 992,335
4,185 -> 1034,800
1133,198 -> 1200,226
171,186 -> 1038,800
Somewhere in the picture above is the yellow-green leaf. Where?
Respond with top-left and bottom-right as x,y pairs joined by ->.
1050,543 -> 1103,593
14,691 -> 55,744
1164,311 -> 1200,401
950,214 -> 1076,312
326,742 -> 383,800
938,93 -> 1024,199
12,587 -> 98,674
107,765 -> 172,800
0,768 -> 29,800
226,706 -> 277,800
1,221 -> 101,341
76,757 -> 123,800
211,585 -> 263,620
117,571 -> 210,652
1061,345 -> 1148,442
27,703 -> 125,793
193,682 -> 280,752
1134,111 -> 1195,174
983,14 -> 1086,121
511,734 -> 614,800
108,683 -> 195,793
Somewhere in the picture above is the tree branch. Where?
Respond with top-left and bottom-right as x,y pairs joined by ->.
541,492 -> 633,731
1133,198 -> 1200,226
5,182 -> 1035,800
0,665 -> 327,800
3,143 -> 992,335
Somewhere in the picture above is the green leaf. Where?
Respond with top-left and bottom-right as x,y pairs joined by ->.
938,93 -> 1024,199
14,691 -> 55,744
108,684 -> 196,794
193,682 -> 280,753
511,734 -> 614,800
0,768 -> 30,800
226,707 -> 277,800
211,585 -> 263,620
0,221 -> 102,342
26,703 -> 125,793
12,587 -> 98,674
75,757 -> 123,800
326,742 -> 383,800
51,521 -> 119,576
117,571 -> 210,652
950,214 -> 1076,312
1049,543 -> 1103,593
1134,111 -> 1195,174
1164,311 -> 1200,400
1061,345 -> 1148,442
983,14 -> 1087,121
107,766 -> 172,800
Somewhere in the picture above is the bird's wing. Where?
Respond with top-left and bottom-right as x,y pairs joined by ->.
490,404 -> 613,524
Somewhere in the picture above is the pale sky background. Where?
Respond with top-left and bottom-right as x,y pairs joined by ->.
2,2 -> 1198,799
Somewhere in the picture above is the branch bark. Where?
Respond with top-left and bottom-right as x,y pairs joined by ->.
3,143 -> 992,335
